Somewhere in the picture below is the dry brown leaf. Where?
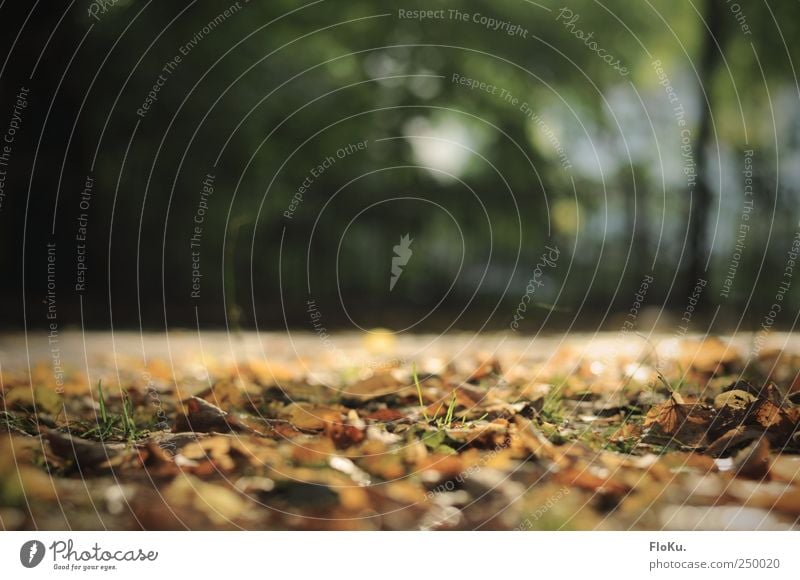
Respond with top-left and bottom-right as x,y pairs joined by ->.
5,386 -> 63,415
553,463 -> 629,496
363,408 -> 405,422
358,453 -> 407,480
173,396 -> 233,433
513,417 -> 569,467
643,393 -> 715,447
417,454 -> 464,478
341,372 -> 409,402
325,422 -> 365,449
140,441 -> 179,475
733,437 -> 771,479
283,403 -> 341,431
705,425 -> 763,457
714,389 -> 756,410
445,422 -> 509,448
289,437 -> 336,467
609,422 -> 642,442
748,398 -> 793,432
44,430 -> 129,469
196,380 -> 254,409
466,358 -> 500,383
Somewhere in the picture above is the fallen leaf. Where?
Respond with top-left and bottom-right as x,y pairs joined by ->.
733,437 -> 771,479
341,372 -> 409,402
748,397 -> 793,433
643,393 -> 715,447
196,380 -> 250,409
325,421 -> 365,449
281,403 -> 344,431
466,358 -> 500,383
44,430 -> 128,469
714,389 -> 756,410
363,408 -> 405,422
5,386 -> 63,415
705,426 -> 763,457
553,464 -> 629,496
173,396 -> 256,434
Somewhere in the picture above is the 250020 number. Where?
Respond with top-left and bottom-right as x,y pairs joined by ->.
736,558 -> 780,569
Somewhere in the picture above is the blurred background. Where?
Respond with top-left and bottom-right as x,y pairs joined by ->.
0,0 -> 798,334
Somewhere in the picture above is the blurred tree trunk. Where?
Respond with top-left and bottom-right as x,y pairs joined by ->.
625,165 -> 650,276
686,0 -> 727,305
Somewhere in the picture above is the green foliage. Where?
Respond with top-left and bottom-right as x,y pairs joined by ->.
541,382 -> 566,424
81,381 -> 145,443
6,0 -> 800,328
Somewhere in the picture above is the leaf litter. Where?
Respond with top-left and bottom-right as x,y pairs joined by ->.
1,333 -> 800,530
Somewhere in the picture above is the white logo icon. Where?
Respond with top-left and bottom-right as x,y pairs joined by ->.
20,540 -> 45,568
390,234 -> 413,291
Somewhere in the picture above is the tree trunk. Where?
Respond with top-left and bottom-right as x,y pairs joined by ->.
686,0 -> 727,306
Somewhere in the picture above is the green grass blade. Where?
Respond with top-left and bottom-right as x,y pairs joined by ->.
413,363 -> 429,422
97,380 -> 108,424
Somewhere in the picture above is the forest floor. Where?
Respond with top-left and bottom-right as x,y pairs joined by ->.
1,331 -> 800,530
